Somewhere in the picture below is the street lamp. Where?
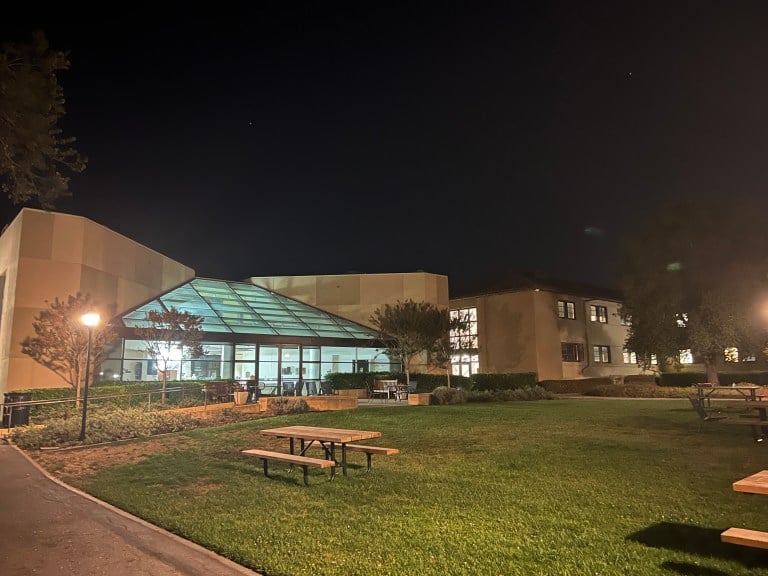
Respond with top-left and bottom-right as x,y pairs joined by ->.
79,312 -> 100,442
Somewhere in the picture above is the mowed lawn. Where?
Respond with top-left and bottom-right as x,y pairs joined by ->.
40,400 -> 768,576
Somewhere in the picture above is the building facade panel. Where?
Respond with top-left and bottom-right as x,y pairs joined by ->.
0,209 -> 196,394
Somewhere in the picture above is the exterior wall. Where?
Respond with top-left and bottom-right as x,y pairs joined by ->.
248,272 -> 449,328
0,209 -> 195,394
249,272 -> 449,374
450,289 -> 645,382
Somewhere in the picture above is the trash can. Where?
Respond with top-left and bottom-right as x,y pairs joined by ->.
2,392 -> 31,428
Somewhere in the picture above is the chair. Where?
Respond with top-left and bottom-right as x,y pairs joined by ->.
370,379 -> 391,402
282,381 -> 296,396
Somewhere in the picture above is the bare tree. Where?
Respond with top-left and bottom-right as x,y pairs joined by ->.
134,307 -> 204,402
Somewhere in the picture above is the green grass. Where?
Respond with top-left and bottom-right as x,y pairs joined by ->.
48,400 -> 768,575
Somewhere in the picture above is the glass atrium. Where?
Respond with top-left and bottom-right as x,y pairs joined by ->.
101,278 -> 391,392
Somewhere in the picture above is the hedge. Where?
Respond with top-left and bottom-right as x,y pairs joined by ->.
470,372 -> 538,391
658,372 -> 768,387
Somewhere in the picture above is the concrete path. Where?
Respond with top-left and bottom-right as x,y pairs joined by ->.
0,443 -> 260,576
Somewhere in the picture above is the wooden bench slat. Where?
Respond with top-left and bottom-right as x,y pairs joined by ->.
343,443 -> 399,472
721,527 -> 768,549
241,449 -> 335,467
345,444 -> 399,455
242,448 -> 335,485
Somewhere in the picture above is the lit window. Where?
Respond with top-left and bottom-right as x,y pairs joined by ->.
620,314 -> 631,326
676,313 -> 688,328
679,349 -> 693,364
623,349 -> 637,364
449,307 -> 479,375
724,347 -> 739,363
650,354 -> 658,365
561,342 -> 584,362
593,345 -> 611,363
590,305 -> 608,323
557,300 -> 576,320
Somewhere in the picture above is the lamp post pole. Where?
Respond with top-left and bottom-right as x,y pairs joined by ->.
79,313 -> 100,442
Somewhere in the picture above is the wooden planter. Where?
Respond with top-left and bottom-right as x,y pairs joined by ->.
336,388 -> 368,399
234,390 -> 249,406
408,393 -> 432,406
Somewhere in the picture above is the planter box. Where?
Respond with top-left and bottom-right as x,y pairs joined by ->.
336,388 -> 368,399
408,393 -> 432,406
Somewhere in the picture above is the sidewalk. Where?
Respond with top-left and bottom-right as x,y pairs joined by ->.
0,443 -> 261,576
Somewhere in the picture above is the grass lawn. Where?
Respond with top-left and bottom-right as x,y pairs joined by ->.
34,399 -> 768,575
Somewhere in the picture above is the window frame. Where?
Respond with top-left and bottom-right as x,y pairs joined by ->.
590,304 -> 608,323
557,300 -> 576,320
593,345 -> 611,363
561,342 -> 584,362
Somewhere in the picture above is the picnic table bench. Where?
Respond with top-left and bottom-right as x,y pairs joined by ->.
344,444 -> 399,472
241,448 -> 335,486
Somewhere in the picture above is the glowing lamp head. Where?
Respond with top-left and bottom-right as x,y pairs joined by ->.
81,312 -> 101,328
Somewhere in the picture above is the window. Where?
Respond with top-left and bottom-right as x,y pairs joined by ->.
593,345 -> 611,363
623,349 -> 637,364
724,347 -> 756,363
561,342 -> 584,362
679,349 -> 694,364
450,307 -> 479,375
557,300 -> 576,320
590,305 -> 608,323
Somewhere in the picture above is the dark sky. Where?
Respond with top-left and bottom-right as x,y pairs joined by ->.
4,2 -> 768,295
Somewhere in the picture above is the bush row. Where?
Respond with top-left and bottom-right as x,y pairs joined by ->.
10,406 -> 202,450
657,372 -> 768,387
325,371 -> 534,392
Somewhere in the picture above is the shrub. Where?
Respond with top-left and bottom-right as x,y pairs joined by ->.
539,379 -> 612,394
266,398 -> 309,416
431,386 -> 467,405
10,406 -> 202,449
467,386 -> 554,402
583,384 -> 693,398
471,373 -> 537,391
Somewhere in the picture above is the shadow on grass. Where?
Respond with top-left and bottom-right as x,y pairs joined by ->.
661,561 -> 729,575
628,522 -> 768,569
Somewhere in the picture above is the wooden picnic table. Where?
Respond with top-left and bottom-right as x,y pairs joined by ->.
696,384 -> 762,406
722,470 -> 768,549
261,425 -> 381,477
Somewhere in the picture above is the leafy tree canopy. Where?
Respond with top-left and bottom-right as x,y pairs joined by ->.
370,299 -> 448,386
0,31 -> 86,208
619,198 -> 768,383
21,293 -> 115,401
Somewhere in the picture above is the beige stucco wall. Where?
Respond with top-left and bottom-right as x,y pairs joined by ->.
0,209 -> 195,394
248,272 -> 449,328
450,289 -> 643,381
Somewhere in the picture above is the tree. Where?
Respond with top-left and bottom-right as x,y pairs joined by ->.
0,31 -> 86,207
619,199 -> 768,384
21,293 -> 115,405
134,307 -> 204,402
369,299 -> 446,389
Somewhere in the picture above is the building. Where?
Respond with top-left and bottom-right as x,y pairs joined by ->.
6,208 -> 714,397
0,209 -> 394,395
448,278 -> 644,381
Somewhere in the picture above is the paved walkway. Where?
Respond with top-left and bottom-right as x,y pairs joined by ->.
0,443 -> 260,576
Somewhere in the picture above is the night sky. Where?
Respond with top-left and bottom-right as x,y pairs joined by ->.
3,2 -> 768,296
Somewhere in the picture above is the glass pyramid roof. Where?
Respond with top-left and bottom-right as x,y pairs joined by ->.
121,278 -> 380,340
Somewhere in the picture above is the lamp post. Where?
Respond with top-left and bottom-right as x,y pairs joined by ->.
79,312 -> 100,442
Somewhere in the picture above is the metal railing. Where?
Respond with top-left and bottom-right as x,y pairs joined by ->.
1,385 -> 205,431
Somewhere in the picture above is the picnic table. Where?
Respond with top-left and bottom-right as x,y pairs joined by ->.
696,383 -> 761,407
260,425 -> 382,477
722,470 -> 768,549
